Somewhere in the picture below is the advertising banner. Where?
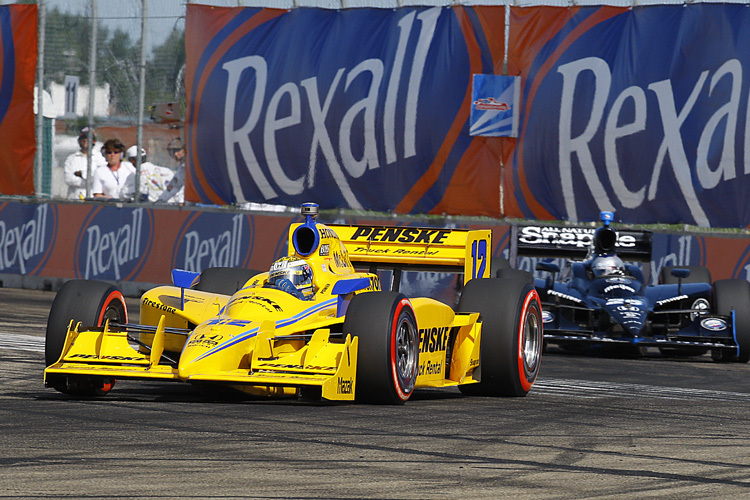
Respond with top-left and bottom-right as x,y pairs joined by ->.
0,5 -> 36,196
185,5 -> 506,217
509,4 -> 750,228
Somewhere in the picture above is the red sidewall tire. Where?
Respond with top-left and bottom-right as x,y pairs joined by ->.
516,288 -> 542,393
45,280 -> 128,396
390,298 -> 418,402
344,292 -> 420,404
458,278 -> 543,397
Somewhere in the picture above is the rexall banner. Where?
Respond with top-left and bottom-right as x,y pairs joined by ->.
185,5 -> 506,216
0,5 -> 36,196
510,5 -> 750,228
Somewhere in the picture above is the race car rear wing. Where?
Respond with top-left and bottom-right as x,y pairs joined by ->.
328,225 -> 491,285
508,224 -> 653,263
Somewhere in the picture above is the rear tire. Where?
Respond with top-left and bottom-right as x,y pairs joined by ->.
343,292 -> 419,404
457,278 -> 543,397
660,266 -> 711,285
496,268 -> 534,284
45,280 -> 128,396
713,279 -> 750,363
193,267 -> 262,296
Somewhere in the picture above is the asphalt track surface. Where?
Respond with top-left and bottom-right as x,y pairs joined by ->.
1,287 -> 750,499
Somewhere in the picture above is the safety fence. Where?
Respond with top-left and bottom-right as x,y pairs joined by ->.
4,1 -> 750,228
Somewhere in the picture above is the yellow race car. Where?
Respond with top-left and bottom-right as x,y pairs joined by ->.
44,203 -> 543,404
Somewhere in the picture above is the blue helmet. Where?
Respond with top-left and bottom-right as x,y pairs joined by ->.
268,257 -> 314,297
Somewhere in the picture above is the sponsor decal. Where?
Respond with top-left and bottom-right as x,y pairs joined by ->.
0,203 -> 56,275
542,311 -> 555,323
547,289 -> 583,304
187,333 -> 224,348
228,294 -> 283,313
352,247 -> 440,256
606,298 -> 644,306
259,362 -> 334,372
173,212 -> 253,272
337,376 -> 353,394
70,354 -> 143,361
418,359 -> 443,376
75,207 -> 153,281
603,284 -> 635,294
319,243 -> 330,256
350,226 -> 451,245
701,318 -> 727,331
656,294 -> 688,307
519,226 -> 636,249
419,326 -> 450,353
142,297 -> 177,315
318,227 -> 339,240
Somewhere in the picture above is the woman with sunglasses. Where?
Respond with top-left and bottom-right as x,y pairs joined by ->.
91,139 -> 136,200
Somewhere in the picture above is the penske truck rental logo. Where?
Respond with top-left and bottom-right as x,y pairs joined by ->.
350,226 -> 452,244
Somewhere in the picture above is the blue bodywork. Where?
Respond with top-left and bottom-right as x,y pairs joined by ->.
534,213 -> 739,356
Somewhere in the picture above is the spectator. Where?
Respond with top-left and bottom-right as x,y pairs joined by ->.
158,137 -> 185,204
92,139 -> 136,200
126,145 -> 174,202
63,126 -> 106,200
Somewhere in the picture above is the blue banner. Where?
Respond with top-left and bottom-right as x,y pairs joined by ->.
512,4 -> 750,228
185,5 -> 507,216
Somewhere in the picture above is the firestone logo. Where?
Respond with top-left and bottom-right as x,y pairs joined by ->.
76,207 -> 153,280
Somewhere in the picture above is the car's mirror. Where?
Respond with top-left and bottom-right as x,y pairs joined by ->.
671,268 -> 691,279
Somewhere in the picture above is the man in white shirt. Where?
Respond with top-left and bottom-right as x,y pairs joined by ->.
92,139 -> 136,200
158,137 -> 186,204
126,145 -> 174,202
63,126 -> 106,200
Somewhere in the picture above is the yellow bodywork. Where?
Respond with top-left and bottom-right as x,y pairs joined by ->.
45,220 -> 492,401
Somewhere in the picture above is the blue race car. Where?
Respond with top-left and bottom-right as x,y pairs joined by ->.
510,212 -> 750,362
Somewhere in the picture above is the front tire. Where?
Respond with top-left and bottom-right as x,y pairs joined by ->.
713,279 -> 750,363
457,278 -> 543,397
45,280 -> 128,396
343,292 -> 420,404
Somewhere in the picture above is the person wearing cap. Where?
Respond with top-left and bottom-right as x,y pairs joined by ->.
158,137 -> 185,204
126,145 -> 174,202
63,126 -> 106,200
91,138 -> 136,200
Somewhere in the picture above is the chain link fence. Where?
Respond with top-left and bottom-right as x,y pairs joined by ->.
26,0 -> 186,200
13,0 -> 725,201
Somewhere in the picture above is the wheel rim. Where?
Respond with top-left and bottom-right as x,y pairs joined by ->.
522,305 -> 542,373
99,294 -> 126,327
395,314 -> 418,392
103,304 -> 124,324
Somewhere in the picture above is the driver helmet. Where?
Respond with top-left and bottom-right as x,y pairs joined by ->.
591,255 -> 626,277
268,257 -> 314,297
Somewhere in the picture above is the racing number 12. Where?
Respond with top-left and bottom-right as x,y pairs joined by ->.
472,239 -> 487,279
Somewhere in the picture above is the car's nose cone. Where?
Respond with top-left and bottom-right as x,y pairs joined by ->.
604,298 -> 648,336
